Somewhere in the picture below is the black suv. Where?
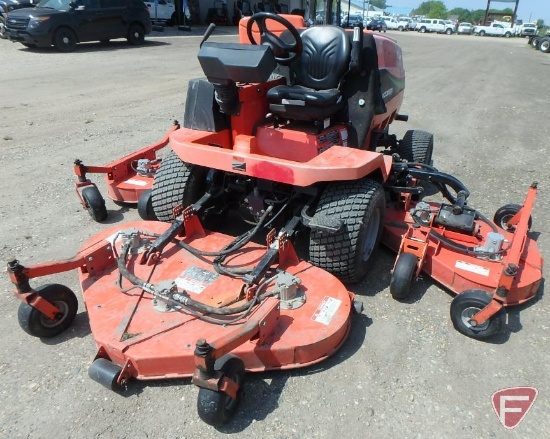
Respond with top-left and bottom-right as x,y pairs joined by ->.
0,0 -> 37,38
5,0 -> 152,51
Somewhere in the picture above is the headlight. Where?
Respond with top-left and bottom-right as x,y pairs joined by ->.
28,16 -> 50,29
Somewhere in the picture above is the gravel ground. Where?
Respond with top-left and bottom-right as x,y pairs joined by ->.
0,27 -> 548,439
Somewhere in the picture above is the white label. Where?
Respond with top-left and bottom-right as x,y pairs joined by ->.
175,266 -> 218,294
455,260 -> 490,277
126,178 -> 148,187
312,296 -> 342,325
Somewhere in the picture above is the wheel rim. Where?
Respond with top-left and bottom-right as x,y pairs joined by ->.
460,306 -> 489,331
542,41 -> 550,51
62,36 -> 69,44
39,300 -> 69,328
361,208 -> 381,261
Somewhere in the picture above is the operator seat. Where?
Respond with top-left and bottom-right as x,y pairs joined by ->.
266,25 -> 351,122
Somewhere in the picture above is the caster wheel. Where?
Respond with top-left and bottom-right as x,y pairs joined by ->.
197,355 -> 245,426
88,358 -> 123,390
82,186 -> 107,222
18,284 -> 78,338
450,290 -> 504,340
137,189 -> 157,220
493,204 -> 532,233
390,252 -> 417,300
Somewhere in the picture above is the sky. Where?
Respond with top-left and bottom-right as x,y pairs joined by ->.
390,1 -> 549,23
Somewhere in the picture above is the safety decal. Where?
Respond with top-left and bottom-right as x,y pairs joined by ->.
175,266 -> 219,294
125,178 -> 148,186
455,260 -> 490,277
312,296 -> 342,325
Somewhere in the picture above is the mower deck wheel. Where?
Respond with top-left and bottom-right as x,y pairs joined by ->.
137,189 -> 157,220
309,179 -> 385,283
151,150 -> 207,222
18,284 -> 78,338
197,355 -> 245,426
397,130 -> 434,165
390,252 -> 417,300
450,290 -> 504,340
82,186 -> 107,222
493,203 -> 532,232
88,358 -> 123,390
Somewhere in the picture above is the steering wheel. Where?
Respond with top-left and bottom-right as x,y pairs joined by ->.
246,12 -> 303,65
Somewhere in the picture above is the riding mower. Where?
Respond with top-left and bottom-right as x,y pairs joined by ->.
7,10 -> 543,427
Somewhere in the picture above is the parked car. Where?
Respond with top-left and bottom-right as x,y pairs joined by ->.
144,0 -> 175,24
384,17 -> 399,30
5,0 -> 152,52
365,18 -> 387,32
515,22 -> 537,37
397,16 -> 415,31
473,22 -> 514,37
416,18 -> 454,34
457,22 -> 473,35
341,13 -> 363,28
0,0 -> 37,38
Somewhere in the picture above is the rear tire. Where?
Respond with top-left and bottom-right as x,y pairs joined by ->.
0,17 -> 6,39
127,23 -> 145,45
54,27 -> 77,52
151,150 -> 208,222
540,39 -> 550,53
309,179 -> 385,283
397,130 -> 434,164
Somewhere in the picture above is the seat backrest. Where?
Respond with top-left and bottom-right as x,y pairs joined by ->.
290,26 -> 350,90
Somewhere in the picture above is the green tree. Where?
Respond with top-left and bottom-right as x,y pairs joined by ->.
413,1 -> 448,19
370,0 -> 387,9
448,8 -> 471,22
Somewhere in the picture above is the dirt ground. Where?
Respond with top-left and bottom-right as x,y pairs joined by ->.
1,28 -> 548,439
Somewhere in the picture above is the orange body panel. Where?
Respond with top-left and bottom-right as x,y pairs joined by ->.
78,221 -> 352,379
238,15 -> 306,44
383,199 -> 543,305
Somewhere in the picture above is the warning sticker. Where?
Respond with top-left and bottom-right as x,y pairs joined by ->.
312,296 -> 342,325
455,260 -> 490,277
126,178 -> 148,186
175,266 -> 219,294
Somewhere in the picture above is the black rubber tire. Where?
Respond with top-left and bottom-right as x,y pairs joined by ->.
445,28 -> 452,35
479,30 -> 486,36
197,355 -> 245,426
88,358 -> 122,390
540,39 -> 550,53
493,204 -> 532,232
82,186 -> 107,222
127,23 -> 145,45
390,252 -> 417,300
504,32 -> 512,38
450,290 -> 504,340
398,130 -> 434,165
137,189 -> 157,220
0,16 -> 6,40
419,27 -> 426,33
18,284 -> 78,338
53,27 -> 77,52
151,150 -> 208,222
531,37 -> 540,49
309,179 -> 385,283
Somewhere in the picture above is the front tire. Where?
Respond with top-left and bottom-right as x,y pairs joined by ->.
82,186 -> 107,222
309,179 -> 385,283
397,130 -> 434,164
450,290 -> 504,340
197,355 -> 245,426
0,16 -> 6,39
445,29 -> 452,35
419,27 -> 426,33
54,27 -> 77,52
127,23 -> 145,45
493,204 -> 532,232
18,284 -> 78,338
479,30 -> 486,36
151,150 -> 208,222
540,39 -> 550,53
390,252 -> 417,300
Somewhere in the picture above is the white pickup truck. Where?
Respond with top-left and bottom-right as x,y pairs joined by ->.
473,22 -> 514,37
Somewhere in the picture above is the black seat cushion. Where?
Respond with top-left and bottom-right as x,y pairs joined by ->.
267,26 -> 350,121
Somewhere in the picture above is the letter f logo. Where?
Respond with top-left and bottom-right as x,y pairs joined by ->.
492,387 -> 538,430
